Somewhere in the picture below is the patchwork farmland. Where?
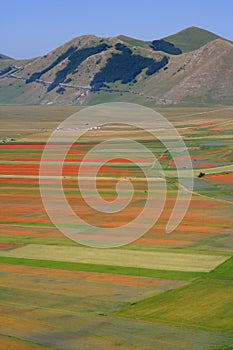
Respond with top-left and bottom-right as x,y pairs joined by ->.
0,105 -> 233,349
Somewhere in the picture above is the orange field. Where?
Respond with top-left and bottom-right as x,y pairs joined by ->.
0,142 -> 232,250
207,173 -> 233,186
0,263 -> 176,287
0,176 -> 232,248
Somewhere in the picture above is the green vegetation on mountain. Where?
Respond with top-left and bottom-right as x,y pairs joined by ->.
0,65 -> 13,76
47,43 -> 111,91
117,35 -> 150,48
150,39 -> 182,54
26,46 -> 77,83
91,44 -> 168,90
56,86 -> 66,94
164,26 -> 223,52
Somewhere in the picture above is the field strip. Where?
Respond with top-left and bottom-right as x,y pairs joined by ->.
186,135 -> 233,139
180,183 -> 233,204
0,174 -> 164,181
0,263 -> 186,287
0,244 -> 228,272
0,161 -> 152,166
165,164 -> 233,177
180,107 -> 233,118
0,161 -> 233,180
177,119 -> 233,131
166,164 -> 233,176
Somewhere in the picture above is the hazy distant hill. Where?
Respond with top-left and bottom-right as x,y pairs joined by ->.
0,53 -> 13,60
0,27 -> 232,106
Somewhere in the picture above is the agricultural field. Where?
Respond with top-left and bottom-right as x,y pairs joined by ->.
0,105 -> 233,349
114,278 -> 233,333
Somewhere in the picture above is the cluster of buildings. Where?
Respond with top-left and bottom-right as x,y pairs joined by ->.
0,137 -> 14,144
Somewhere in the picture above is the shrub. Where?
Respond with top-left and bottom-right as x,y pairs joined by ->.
0,66 -> 13,76
56,87 -> 66,94
150,39 -> 182,55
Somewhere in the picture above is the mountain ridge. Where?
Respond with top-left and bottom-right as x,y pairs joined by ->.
0,27 -> 232,106
0,53 -> 14,60
163,26 -> 230,52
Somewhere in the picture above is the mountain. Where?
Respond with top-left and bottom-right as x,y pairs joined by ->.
163,26 -> 225,52
0,27 -> 232,106
0,53 -> 13,60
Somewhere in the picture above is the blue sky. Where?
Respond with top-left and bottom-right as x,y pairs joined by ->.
1,0 -> 233,59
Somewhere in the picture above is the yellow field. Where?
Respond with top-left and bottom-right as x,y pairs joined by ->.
0,244 -> 228,272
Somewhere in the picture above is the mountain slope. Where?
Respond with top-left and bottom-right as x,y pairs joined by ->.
0,35 -> 169,105
116,35 -> 150,49
131,39 -> 233,105
0,27 -> 232,106
163,26 -> 225,52
118,27 -> 226,53
0,53 -> 13,60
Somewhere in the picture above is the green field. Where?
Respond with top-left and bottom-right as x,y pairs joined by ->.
114,278 -> 233,333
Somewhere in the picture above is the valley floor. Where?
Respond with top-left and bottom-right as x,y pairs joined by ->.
0,105 -> 232,349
